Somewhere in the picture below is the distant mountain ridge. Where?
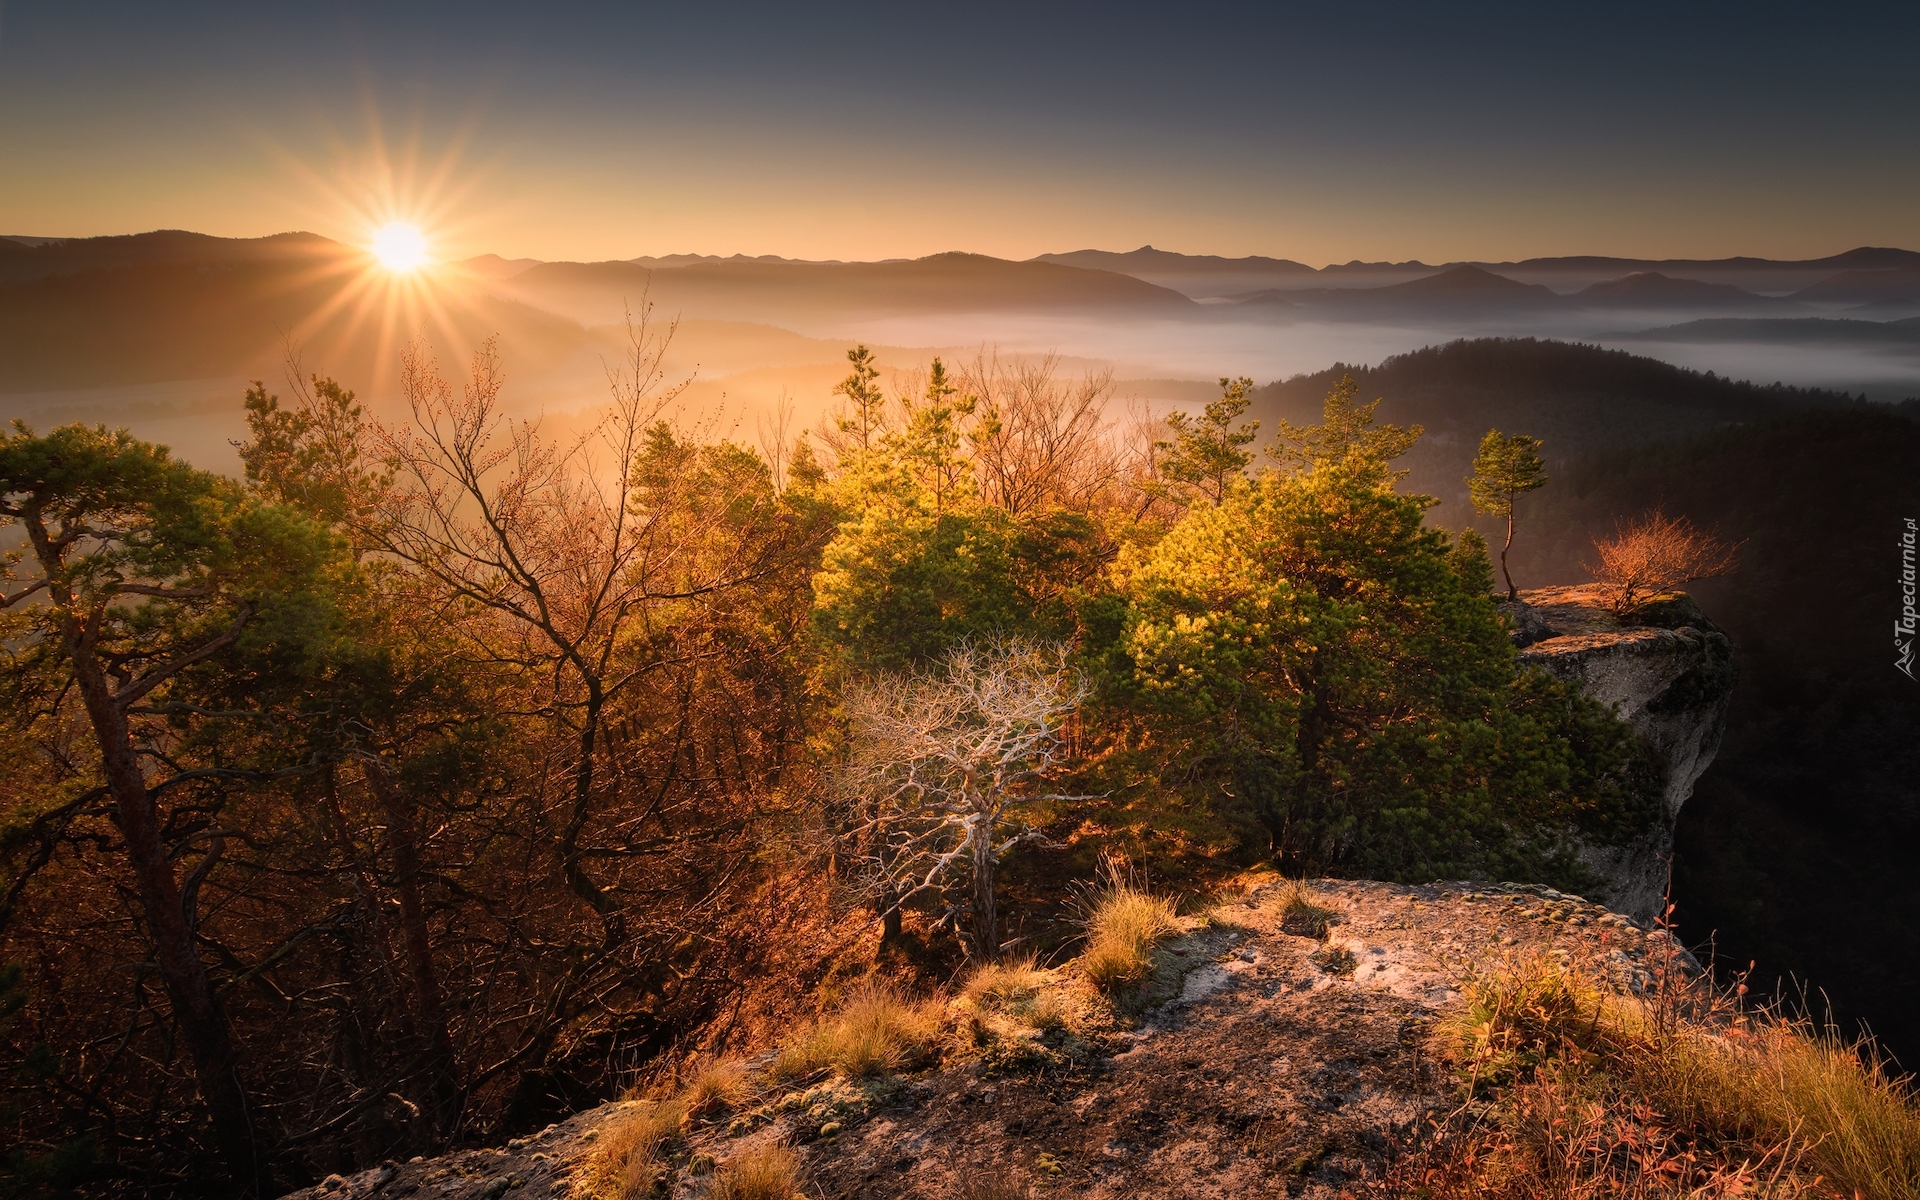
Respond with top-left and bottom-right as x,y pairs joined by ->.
1235,264 -> 1562,316
1573,271 -> 1801,310
1030,244 -> 1920,298
497,250 -> 1198,328
0,229 -> 339,284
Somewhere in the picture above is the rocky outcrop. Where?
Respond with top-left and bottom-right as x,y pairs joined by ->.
1501,585 -> 1737,921
279,879 -> 1695,1200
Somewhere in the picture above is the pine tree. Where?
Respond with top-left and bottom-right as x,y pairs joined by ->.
1467,429 -> 1549,599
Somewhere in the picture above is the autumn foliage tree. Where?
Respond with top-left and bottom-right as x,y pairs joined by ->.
1584,509 -> 1741,613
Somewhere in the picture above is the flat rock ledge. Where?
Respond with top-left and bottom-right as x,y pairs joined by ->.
283,879 -> 1697,1200
1502,585 -> 1737,921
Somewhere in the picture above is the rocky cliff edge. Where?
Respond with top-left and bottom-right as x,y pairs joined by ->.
1501,585 -> 1737,922
283,878 -> 1696,1200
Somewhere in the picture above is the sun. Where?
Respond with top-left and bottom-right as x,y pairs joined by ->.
370,222 -> 430,272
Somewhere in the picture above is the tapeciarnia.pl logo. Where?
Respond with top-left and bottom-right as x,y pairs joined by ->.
1900,517 -> 1917,680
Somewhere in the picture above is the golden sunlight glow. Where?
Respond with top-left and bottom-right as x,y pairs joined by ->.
371,222 -> 430,272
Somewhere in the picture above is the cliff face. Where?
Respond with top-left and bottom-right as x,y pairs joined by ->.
1502,585 -> 1738,921
280,878 -> 1693,1200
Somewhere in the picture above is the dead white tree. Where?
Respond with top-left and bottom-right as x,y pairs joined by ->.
839,639 -> 1091,959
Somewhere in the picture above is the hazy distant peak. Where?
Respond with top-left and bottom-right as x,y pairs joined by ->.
1387,263 -> 1551,296
1032,246 -> 1317,273
1329,258 -> 1435,270
456,253 -> 543,280
0,228 -> 345,285
1575,271 -> 1769,302
1791,264 -> 1920,304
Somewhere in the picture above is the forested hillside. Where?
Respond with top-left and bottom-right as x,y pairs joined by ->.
1249,338 -> 1863,530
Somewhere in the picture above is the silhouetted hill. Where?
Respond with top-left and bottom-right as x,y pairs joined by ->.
1573,271 -> 1798,311
1249,338 -> 1858,526
1051,245 -> 1920,296
1317,258 -> 1439,281
1505,409 -> 1920,1069
1790,265 -> 1920,305
627,252 -> 843,267
1487,247 -> 1920,293
456,253 -> 543,280
1619,316 -> 1920,345
1032,245 -> 1316,297
0,229 -> 338,284
500,251 -> 1199,327
0,256 -> 598,392
1236,266 -> 1563,318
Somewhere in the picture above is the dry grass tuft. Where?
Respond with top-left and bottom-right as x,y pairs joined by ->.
1406,952 -> 1920,1200
678,1056 -> 751,1119
1308,942 -> 1357,978
769,982 -> 942,1082
707,1142 -> 803,1200
960,957 -> 1051,1011
1077,866 -> 1180,991
1436,952 -> 1615,1091
1277,878 -> 1338,938
959,957 -> 1080,1030
580,1097 -> 687,1200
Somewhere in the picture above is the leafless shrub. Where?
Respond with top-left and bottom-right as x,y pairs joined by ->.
1583,509 -> 1740,614
958,352 -> 1117,518
838,638 -> 1091,959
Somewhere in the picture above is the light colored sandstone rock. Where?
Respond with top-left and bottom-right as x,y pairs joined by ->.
1504,585 -> 1736,920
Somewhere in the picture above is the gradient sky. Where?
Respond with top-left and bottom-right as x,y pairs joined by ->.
2,1 -> 1916,265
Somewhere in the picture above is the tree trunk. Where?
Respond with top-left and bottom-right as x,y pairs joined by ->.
66,636 -> 264,1195
970,815 -> 998,961
363,759 -> 462,1138
1501,508 -> 1518,600
559,687 -> 625,951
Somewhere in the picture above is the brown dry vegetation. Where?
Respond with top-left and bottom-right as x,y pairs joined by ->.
1583,508 -> 1741,614
1075,867 -> 1182,992
1387,951 -> 1920,1199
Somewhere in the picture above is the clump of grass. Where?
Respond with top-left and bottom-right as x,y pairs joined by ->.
960,958 -> 1078,1033
1648,1016 -> 1920,1200
1406,952 -> 1920,1200
1076,864 -> 1180,991
580,1096 -> 687,1200
768,982 -> 942,1082
707,1143 -> 802,1200
960,958 -> 1050,1011
1277,878 -> 1338,939
680,1057 -> 750,1120
1437,953 -> 1613,1091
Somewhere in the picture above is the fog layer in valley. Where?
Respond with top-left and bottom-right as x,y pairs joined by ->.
3,232 -> 1916,473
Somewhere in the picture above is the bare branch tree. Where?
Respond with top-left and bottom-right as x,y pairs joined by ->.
836,638 -> 1090,959
1583,509 -> 1742,614
959,353 -> 1117,519
372,311 -> 798,980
